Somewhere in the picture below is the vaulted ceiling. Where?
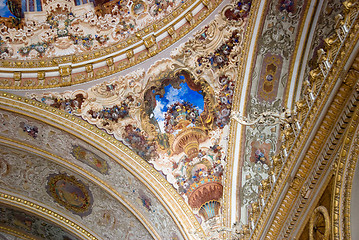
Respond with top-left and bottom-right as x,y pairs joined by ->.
0,0 -> 358,239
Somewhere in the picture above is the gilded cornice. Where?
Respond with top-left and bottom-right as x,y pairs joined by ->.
331,81 -> 359,240
280,71 -> 359,239
0,0 -> 222,90
264,70 -> 359,239
0,92 -> 203,239
0,190 -> 98,240
248,4 -> 359,238
0,226 -> 37,240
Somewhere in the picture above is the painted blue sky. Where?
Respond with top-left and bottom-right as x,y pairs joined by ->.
0,0 -> 15,18
153,82 -> 204,133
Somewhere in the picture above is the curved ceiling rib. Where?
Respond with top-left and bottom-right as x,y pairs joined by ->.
0,92 -> 197,239
0,192 -> 99,240
0,137 -> 160,239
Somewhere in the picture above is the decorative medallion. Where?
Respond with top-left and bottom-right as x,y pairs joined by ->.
309,206 -> 330,240
71,145 -> 109,175
257,53 -> 283,102
46,173 -> 93,217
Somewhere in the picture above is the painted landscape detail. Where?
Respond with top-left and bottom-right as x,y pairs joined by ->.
46,173 -> 93,217
31,0 -> 252,233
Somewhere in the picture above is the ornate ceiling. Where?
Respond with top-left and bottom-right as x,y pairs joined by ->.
0,0 -> 358,239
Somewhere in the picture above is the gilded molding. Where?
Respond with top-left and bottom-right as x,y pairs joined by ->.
0,135 -> 160,239
248,4 -> 359,238
0,91 -> 204,239
0,191 -> 97,240
309,206 -> 330,240
0,226 -> 37,240
0,0 -> 222,90
331,93 -> 359,240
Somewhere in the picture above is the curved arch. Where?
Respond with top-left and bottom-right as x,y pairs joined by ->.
0,136 -> 160,239
0,91 -> 203,239
332,101 -> 359,239
0,190 -> 99,240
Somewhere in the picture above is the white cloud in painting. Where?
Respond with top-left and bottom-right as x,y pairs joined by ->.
153,100 -> 166,132
165,85 -> 188,106
153,100 -> 165,121
157,119 -> 165,133
0,0 -> 6,9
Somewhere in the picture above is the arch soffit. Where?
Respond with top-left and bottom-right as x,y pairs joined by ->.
0,92 -> 199,239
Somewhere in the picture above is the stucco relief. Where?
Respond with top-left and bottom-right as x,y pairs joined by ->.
239,0 -> 308,221
0,110 -> 183,239
302,0 -> 344,97
0,0 -> 183,60
241,98 -> 281,207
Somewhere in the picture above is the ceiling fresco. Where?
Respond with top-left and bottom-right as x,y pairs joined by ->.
0,109 -> 184,239
24,1 -> 251,235
0,0 -> 357,239
0,144 -> 154,239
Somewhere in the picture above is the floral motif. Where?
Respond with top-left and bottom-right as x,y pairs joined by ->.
95,35 -> 109,44
0,37 -> 10,58
150,0 -> 176,16
87,96 -> 133,123
215,75 -> 235,128
224,0 -> 251,21
39,94 -> 86,114
137,189 -> 154,212
71,34 -> 94,49
197,31 -> 241,69
19,43 -> 48,57
123,124 -> 158,161
0,0 -> 184,59
164,101 -> 200,134
279,0 -> 295,12
19,122 -> 38,138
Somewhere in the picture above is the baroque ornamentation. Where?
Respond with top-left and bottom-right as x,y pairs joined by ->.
309,206 -> 330,240
0,109 -> 185,239
246,1 -> 359,237
28,0 -> 251,232
0,0 -> 183,60
46,173 -> 94,217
